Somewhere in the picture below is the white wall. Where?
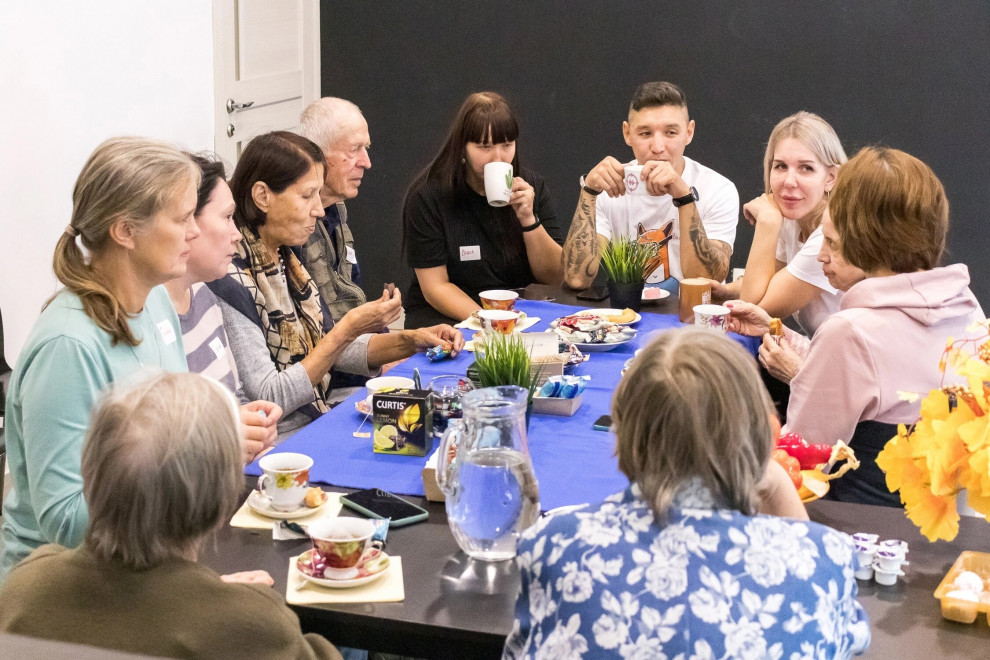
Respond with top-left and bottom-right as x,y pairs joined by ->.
0,1 -> 215,366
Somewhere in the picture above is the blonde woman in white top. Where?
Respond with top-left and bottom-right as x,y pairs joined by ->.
713,112 -> 847,338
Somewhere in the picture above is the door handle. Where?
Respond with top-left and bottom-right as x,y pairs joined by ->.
226,98 -> 255,113
226,123 -> 236,138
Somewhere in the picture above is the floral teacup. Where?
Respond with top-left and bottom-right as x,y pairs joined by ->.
256,452 -> 313,511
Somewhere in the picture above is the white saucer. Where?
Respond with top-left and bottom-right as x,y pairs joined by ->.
641,288 -> 671,302
247,490 -> 327,520
574,308 -> 642,325
296,548 -> 391,588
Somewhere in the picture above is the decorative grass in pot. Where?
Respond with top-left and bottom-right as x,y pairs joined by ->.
600,237 -> 651,312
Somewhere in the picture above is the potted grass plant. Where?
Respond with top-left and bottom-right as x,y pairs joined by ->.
600,237 -> 651,312
472,332 -> 543,404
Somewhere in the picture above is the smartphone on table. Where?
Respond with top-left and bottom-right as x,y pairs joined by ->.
592,414 -> 612,431
339,488 -> 429,527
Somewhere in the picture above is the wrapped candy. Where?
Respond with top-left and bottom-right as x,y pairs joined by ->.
539,375 -> 587,399
426,342 -> 453,361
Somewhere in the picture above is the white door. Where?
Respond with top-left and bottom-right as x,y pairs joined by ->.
213,0 -> 321,166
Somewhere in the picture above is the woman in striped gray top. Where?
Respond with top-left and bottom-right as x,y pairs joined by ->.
165,154 -> 282,462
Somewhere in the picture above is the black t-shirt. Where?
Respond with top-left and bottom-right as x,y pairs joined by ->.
403,167 -> 559,328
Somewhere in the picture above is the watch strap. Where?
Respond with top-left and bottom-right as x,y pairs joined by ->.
672,186 -> 699,208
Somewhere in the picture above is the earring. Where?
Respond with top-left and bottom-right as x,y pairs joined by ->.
825,188 -> 831,200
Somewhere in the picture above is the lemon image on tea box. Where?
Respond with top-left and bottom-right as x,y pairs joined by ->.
372,389 -> 434,456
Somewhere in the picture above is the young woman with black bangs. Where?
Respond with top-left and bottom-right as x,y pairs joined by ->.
402,91 -> 563,328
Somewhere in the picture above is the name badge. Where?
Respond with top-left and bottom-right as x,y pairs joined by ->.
460,245 -> 481,261
209,336 -> 226,360
345,246 -> 358,265
157,320 -> 177,345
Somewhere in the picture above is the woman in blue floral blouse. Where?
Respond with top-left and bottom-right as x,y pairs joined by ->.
504,327 -> 870,659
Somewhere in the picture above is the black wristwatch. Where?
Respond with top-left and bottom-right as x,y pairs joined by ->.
672,186 -> 699,207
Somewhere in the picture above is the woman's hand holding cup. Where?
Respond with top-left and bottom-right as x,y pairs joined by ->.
724,300 -> 772,337
508,177 -> 537,226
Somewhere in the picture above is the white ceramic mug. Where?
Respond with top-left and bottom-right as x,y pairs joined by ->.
256,452 -> 313,511
693,304 -> 730,332
483,162 -> 513,207
624,164 -> 647,196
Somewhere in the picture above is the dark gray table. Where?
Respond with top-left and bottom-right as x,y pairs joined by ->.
199,489 -> 990,659
200,285 -> 990,657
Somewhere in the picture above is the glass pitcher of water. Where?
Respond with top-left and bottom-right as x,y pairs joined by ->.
436,385 -> 540,561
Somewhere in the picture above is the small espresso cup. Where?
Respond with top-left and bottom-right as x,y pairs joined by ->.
694,304 -> 730,332
483,162 -> 513,207
308,517 -> 377,579
479,289 -> 518,311
678,277 -> 712,323
256,452 -> 313,511
623,164 -> 647,196
478,309 -> 520,334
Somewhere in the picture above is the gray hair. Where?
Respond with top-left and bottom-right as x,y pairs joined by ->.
298,97 -> 363,151
82,370 -> 242,569
613,327 -> 776,520
763,111 -> 847,194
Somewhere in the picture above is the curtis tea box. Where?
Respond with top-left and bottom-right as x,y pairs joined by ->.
372,388 -> 434,456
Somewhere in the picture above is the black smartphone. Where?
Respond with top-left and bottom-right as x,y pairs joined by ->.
339,488 -> 429,527
576,285 -> 610,301
593,414 -> 612,431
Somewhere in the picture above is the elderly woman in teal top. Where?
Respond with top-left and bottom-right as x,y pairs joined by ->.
0,138 -> 199,578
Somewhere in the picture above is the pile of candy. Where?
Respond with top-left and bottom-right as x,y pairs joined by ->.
539,375 -> 587,399
550,314 -> 635,345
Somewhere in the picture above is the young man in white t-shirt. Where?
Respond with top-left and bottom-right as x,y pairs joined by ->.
562,82 -> 739,290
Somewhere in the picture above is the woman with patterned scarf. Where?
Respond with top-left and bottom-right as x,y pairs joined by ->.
210,131 -> 463,437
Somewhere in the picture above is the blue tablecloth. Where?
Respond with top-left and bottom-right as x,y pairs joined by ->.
246,300 -> 760,511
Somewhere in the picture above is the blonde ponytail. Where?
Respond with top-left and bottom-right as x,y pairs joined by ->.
46,137 -> 199,346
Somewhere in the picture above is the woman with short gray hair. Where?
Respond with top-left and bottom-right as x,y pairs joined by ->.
0,370 -> 342,660
504,328 -> 870,659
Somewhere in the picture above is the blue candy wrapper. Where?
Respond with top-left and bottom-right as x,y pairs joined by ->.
539,375 -> 586,399
426,343 -> 453,361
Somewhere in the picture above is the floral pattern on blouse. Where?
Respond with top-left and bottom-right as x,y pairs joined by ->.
503,480 -> 870,659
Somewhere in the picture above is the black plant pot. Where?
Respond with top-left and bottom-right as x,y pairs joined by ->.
607,281 -> 644,312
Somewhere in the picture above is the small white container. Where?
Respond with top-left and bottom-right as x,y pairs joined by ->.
875,550 -> 909,572
872,562 -> 905,586
854,565 -> 875,581
854,543 -> 877,568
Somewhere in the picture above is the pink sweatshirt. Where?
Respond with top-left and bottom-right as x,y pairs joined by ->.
785,264 -> 984,445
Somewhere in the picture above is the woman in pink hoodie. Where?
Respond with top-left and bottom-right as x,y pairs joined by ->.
727,146 -> 984,506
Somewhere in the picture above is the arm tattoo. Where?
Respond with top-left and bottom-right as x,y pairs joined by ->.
687,207 -> 731,281
562,193 -> 599,283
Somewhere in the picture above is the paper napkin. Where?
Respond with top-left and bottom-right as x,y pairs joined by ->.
286,556 -> 405,604
230,491 -> 343,530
